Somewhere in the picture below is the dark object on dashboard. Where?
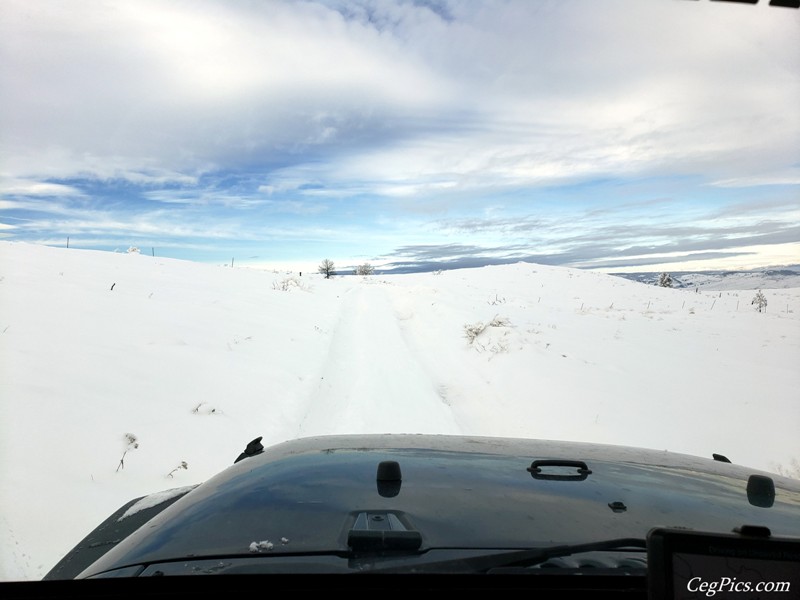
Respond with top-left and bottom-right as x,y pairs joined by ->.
699,0 -> 800,8
733,524 -> 771,537
647,526 -> 800,600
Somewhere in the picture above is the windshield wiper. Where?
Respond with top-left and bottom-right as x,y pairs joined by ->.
362,537 -> 647,573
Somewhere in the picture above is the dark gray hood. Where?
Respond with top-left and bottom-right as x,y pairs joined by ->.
76,434 -> 800,577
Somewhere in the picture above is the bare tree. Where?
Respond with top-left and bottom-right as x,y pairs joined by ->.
318,259 -> 336,279
355,263 -> 375,276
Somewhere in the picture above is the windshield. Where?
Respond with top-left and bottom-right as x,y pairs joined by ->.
1,0 -> 798,582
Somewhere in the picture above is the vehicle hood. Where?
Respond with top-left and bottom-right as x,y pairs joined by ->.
77,434 -> 800,577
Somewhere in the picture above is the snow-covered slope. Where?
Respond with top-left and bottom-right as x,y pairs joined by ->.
613,267 -> 800,291
1,241 -> 799,580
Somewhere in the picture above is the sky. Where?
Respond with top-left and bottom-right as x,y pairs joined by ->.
2,241 -> 798,579
1,0 -> 798,273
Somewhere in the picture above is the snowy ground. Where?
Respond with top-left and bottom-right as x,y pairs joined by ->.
1,241 -> 799,580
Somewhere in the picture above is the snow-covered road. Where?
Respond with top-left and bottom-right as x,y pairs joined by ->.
297,283 -> 461,436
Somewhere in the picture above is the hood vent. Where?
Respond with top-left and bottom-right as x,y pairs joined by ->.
348,512 -> 422,552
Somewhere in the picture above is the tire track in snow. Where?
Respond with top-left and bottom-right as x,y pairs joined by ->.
296,284 -> 461,436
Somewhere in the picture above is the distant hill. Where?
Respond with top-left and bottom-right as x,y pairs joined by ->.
611,266 -> 800,291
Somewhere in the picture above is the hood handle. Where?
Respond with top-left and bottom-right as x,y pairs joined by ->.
527,459 -> 592,481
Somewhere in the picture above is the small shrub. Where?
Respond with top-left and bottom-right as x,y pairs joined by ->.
273,277 -> 304,291
355,263 -> 375,276
488,315 -> 510,327
167,461 -> 189,479
751,290 -> 767,313
116,433 -> 139,472
464,322 -> 486,344
192,402 -> 218,415
464,315 -> 511,344
772,458 -> 800,480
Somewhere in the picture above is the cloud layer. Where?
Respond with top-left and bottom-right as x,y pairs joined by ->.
1,0 -> 798,270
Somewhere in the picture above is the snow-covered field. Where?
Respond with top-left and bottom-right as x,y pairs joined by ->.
1,241 -> 799,580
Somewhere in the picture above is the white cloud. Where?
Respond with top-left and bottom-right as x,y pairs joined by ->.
0,0 -> 797,271
589,242 -> 800,273
0,180 -> 84,197
0,0 -> 452,180
1,0 -> 795,186
711,173 -> 800,188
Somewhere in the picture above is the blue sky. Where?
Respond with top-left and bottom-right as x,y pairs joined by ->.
1,0 -> 798,273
